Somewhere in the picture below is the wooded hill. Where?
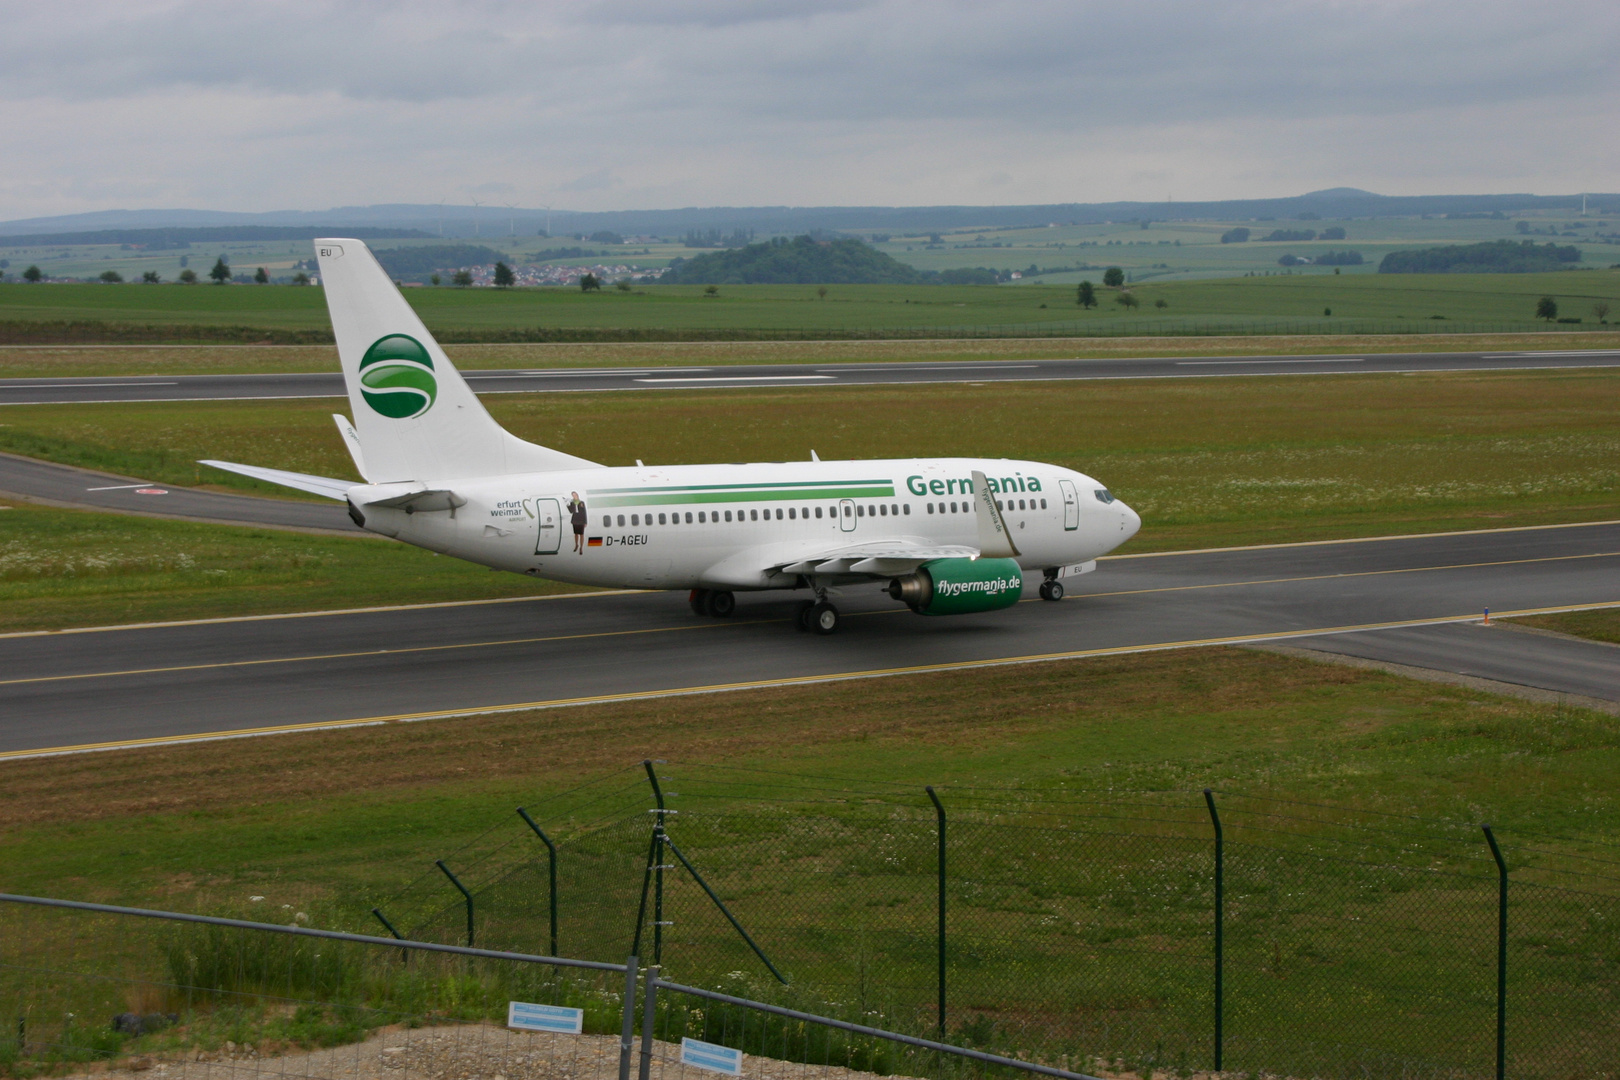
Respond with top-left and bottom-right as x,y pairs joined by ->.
1378,240 -> 1583,274
661,235 -> 929,285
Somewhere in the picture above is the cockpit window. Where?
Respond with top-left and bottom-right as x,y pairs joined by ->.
1094,489 -> 1115,504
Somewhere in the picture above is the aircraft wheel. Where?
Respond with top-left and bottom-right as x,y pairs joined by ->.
689,588 -> 710,615
809,601 -> 840,635
705,590 -> 737,618
1039,579 -> 1064,602
794,600 -> 816,632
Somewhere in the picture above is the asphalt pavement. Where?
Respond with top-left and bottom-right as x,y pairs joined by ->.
1291,621 -> 1620,703
2,521 -> 1615,757
2,348 -> 1618,404
0,451 -> 356,532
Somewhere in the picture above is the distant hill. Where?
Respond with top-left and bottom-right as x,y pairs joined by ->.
661,235 -> 929,285
0,225 -> 433,249
372,244 -> 510,280
1378,240 -> 1583,274
5,191 -> 1617,242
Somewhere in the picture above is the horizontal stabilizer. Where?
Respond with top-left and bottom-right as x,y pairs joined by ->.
363,488 -> 466,512
199,460 -> 354,501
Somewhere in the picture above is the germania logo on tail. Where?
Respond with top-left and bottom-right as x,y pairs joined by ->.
359,334 -> 437,418
200,239 -> 1140,636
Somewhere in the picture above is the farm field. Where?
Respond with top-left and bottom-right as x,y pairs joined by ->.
1,368 -> 1615,630
872,212 -> 1620,283
1,270 -> 1618,343
6,213 -> 1619,288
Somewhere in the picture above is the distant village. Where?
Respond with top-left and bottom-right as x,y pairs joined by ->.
423,261 -> 670,288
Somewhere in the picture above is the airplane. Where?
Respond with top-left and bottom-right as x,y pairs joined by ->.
202,239 -> 1141,635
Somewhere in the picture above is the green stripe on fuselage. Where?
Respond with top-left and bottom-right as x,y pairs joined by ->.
591,484 -> 895,508
589,479 -> 891,495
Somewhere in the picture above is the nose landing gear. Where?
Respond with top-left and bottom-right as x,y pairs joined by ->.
1038,570 -> 1065,602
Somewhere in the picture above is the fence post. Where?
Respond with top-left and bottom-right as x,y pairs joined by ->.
632,828 -> 661,960
638,966 -> 661,1080
643,760 -> 669,967
664,835 -> 788,983
926,785 -> 946,1037
1203,789 -> 1223,1074
617,955 -> 640,1080
1483,824 -> 1508,1080
435,860 -> 474,949
370,907 -> 409,964
517,807 -> 559,957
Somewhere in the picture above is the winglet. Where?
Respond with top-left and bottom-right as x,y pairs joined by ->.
971,469 -> 1020,558
333,414 -> 370,481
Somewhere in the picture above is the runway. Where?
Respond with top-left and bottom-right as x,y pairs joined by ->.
2,521 -> 1616,758
2,348 -> 1618,405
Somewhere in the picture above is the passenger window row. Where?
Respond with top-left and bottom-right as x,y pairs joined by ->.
854,504 -> 909,517
603,505 -> 842,528
924,498 -> 1046,514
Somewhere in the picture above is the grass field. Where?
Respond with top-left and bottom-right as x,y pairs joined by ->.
1,642 -> 1613,907
1517,606 -> 1620,644
2,270 -> 1618,343
5,330 -> 1620,379
0,499 -> 585,632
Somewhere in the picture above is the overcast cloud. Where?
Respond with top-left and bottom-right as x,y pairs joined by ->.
3,1 -> 1616,220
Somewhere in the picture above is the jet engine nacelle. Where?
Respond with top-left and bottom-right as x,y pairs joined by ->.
887,557 -> 1024,615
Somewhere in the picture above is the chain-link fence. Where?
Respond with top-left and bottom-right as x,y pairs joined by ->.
366,765 -> 1620,1080
0,894 -> 638,1080
7,764 -> 1619,1080
0,894 -> 1104,1080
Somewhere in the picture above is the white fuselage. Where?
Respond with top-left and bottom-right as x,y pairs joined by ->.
351,457 -> 1140,592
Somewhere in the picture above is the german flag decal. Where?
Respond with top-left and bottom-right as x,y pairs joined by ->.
587,537 -> 603,547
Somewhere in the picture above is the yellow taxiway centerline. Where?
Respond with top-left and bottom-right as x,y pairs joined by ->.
3,549 -> 1614,690
4,598 -> 1617,762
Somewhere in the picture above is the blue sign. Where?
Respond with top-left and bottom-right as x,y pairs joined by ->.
680,1037 -> 743,1076
507,1001 -> 584,1034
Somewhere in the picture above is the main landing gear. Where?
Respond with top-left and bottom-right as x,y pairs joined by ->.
1038,570 -> 1065,603
688,588 -> 736,618
795,600 -> 840,635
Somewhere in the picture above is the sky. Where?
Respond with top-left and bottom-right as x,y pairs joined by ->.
4,1 -> 1617,221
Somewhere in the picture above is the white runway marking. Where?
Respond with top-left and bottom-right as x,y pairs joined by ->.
0,381 -> 179,389
634,375 -> 836,383
1175,358 -> 1365,366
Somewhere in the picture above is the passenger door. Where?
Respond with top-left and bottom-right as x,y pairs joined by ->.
839,498 -> 856,532
535,497 -> 561,554
1059,480 -> 1079,531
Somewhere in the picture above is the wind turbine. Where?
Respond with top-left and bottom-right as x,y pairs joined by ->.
504,202 -> 518,237
471,198 -> 484,237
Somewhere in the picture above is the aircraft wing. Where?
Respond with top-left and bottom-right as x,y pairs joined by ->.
701,537 -> 979,589
774,540 -> 981,577
198,459 -> 354,501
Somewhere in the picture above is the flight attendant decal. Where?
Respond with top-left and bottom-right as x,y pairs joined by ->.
568,491 -> 588,553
